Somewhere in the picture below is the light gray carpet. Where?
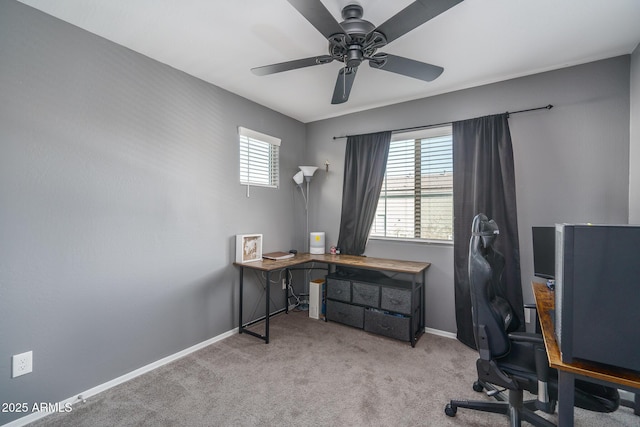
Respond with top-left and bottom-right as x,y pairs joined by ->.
30,311 -> 639,426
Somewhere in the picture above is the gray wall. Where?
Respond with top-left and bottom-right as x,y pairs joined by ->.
306,56 -> 631,333
1,1 -> 635,423
0,2 -> 306,424
630,43 -> 640,222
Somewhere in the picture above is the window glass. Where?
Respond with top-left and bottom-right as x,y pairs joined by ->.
370,125 -> 453,241
239,127 -> 280,188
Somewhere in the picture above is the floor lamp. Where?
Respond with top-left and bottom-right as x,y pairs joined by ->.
293,166 -> 318,309
293,166 -> 318,250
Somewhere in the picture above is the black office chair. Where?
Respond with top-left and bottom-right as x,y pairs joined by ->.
445,213 -> 619,426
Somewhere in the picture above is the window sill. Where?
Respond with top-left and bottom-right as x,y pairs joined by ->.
368,236 -> 454,246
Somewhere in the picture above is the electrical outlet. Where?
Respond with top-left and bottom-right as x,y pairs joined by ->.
12,351 -> 33,378
282,279 -> 287,290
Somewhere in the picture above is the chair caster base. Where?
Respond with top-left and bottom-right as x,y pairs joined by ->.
444,403 -> 457,417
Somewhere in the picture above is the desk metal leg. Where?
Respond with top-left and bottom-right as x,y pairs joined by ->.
265,270 -> 270,344
238,266 -> 296,343
421,270 -> 426,331
408,271 -> 427,348
557,371 -> 575,427
285,268 -> 290,314
238,267 -> 273,343
410,275 -> 416,348
239,267 -> 244,335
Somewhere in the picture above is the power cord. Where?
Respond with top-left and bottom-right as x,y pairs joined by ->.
288,283 -> 302,310
257,269 -> 304,310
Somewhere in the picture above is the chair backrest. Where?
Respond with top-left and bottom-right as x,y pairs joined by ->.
468,213 -> 514,360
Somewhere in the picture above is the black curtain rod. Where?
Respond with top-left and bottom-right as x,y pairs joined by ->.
332,104 -> 553,140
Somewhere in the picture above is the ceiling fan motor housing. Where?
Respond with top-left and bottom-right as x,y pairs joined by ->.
330,4 -> 383,68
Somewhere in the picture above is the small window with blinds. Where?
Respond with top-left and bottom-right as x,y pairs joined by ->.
370,125 -> 453,242
239,127 -> 280,188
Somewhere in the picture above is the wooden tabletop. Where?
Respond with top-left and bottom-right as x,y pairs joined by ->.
233,253 -> 314,271
309,253 -> 430,274
234,253 -> 431,275
532,281 -> 640,390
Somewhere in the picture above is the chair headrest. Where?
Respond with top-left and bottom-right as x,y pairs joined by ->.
471,214 -> 500,247
472,229 -> 499,237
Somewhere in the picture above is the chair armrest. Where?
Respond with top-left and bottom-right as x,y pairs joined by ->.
508,331 -> 544,345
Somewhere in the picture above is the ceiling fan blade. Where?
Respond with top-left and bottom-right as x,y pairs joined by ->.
331,68 -> 357,104
286,0 -> 345,39
369,54 -> 443,82
375,0 -> 463,44
251,55 -> 333,76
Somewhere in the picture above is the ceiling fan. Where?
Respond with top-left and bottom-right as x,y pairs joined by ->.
251,0 -> 463,104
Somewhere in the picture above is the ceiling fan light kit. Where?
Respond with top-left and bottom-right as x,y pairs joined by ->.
252,0 -> 463,104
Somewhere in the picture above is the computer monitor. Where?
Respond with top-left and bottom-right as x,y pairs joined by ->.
532,226 -> 555,279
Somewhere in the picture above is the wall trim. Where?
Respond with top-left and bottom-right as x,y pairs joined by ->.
425,327 -> 457,340
3,327 -> 238,427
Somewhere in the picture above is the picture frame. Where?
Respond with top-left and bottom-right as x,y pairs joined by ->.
235,234 -> 263,263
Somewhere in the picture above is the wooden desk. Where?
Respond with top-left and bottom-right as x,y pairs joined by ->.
234,254 -> 431,344
309,253 -> 430,275
532,281 -> 640,426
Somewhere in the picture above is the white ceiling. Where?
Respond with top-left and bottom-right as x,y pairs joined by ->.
18,0 -> 640,123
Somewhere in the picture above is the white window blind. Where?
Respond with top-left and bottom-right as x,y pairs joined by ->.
239,127 -> 280,188
370,125 -> 453,241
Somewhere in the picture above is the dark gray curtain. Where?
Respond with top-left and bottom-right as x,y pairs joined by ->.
337,131 -> 392,256
453,113 -> 524,349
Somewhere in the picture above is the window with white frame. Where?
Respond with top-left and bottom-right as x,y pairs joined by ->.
370,125 -> 453,241
238,127 -> 280,188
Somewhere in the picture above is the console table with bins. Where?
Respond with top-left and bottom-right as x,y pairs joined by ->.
234,253 -> 430,347
326,272 -> 423,346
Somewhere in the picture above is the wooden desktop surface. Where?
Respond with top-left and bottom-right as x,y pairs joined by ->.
234,253 -> 431,275
233,253 -> 315,271
532,281 -> 640,390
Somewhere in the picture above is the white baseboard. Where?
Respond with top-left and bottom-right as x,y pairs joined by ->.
620,389 -> 636,402
3,327 -> 239,427
425,327 -> 457,340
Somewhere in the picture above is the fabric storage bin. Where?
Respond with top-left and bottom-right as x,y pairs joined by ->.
326,278 -> 350,302
380,287 -> 413,315
364,309 -> 411,341
326,300 -> 364,329
352,281 -> 379,307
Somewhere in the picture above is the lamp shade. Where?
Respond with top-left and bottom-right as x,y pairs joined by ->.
299,166 -> 318,177
293,170 -> 304,185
